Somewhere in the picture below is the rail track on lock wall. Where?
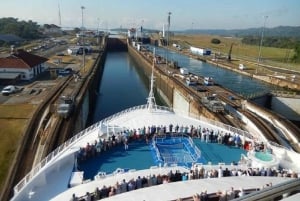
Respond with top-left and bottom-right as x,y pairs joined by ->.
242,111 -> 281,143
207,84 -> 282,145
5,47 -> 105,200
52,72 -> 92,148
8,75 -> 75,200
241,108 -> 300,152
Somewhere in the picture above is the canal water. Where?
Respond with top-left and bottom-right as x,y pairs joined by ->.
92,48 -> 275,123
92,52 -> 164,123
151,46 -> 275,96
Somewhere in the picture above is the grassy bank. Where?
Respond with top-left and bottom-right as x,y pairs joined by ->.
172,34 -> 299,71
0,104 -> 36,192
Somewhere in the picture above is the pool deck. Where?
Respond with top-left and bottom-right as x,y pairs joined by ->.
78,138 -> 247,180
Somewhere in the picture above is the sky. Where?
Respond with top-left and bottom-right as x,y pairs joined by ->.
0,0 -> 299,31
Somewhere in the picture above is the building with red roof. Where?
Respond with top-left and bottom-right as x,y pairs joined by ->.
0,49 -> 48,83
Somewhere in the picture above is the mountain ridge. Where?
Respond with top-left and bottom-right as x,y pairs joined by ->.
179,26 -> 300,38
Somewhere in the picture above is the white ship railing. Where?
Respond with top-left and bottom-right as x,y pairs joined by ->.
152,140 -> 163,163
13,104 -> 159,194
101,104 -> 173,124
186,111 -> 256,141
169,133 -> 201,161
188,137 -> 202,160
152,133 -> 202,165
163,155 -> 193,164
13,104 -> 278,195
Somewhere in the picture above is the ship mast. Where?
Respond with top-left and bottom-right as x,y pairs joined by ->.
146,48 -> 157,111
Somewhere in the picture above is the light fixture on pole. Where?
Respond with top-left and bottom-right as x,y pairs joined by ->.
256,15 -> 268,74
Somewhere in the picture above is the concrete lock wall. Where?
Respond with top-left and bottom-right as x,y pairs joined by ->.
253,75 -> 300,91
173,89 -> 189,115
251,93 -> 300,122
127,42 -> 217,121
73,41 -> 107,134
271,96 -> 300,121
127,43 -> 182,107
251,94 -> 272,108
127,43 -> 174,106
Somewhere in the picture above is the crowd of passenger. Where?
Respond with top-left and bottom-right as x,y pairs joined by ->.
76,124 -> 247,163
188,163 -> 298,180
71,124 -> 297,201
71,163 -> 298,201
183,181 -> 275,201
71,169 -> 186,201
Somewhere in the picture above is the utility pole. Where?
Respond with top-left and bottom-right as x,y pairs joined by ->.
256,15 -> 268,74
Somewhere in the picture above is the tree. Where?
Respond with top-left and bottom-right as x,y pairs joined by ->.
0,17 -> 42,39
292,42 -> 300,63
211,38 -> 221,44
241,35 -> 298,49
73,27 -> 81,33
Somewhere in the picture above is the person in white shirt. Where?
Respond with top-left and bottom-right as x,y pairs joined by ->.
238,188 -> 245,197
218,166 -> 223,178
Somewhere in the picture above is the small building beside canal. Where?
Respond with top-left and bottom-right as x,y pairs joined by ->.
190,46 -> 211,56
0,49 -> 48,84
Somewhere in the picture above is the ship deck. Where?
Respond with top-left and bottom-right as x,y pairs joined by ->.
12,106 -> 300,201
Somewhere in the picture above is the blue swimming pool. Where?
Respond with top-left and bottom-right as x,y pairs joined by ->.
255,152 -> 274,162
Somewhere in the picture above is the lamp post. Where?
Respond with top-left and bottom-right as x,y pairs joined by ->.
256,15 -> 268,74
81,6 -> 85,28
141,19 -> 144,37
97,18 -> 100,45
167,12 -> 171,47
191,22 -> 194,33
81,6 -> 85,72
165,12 -> 171,68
